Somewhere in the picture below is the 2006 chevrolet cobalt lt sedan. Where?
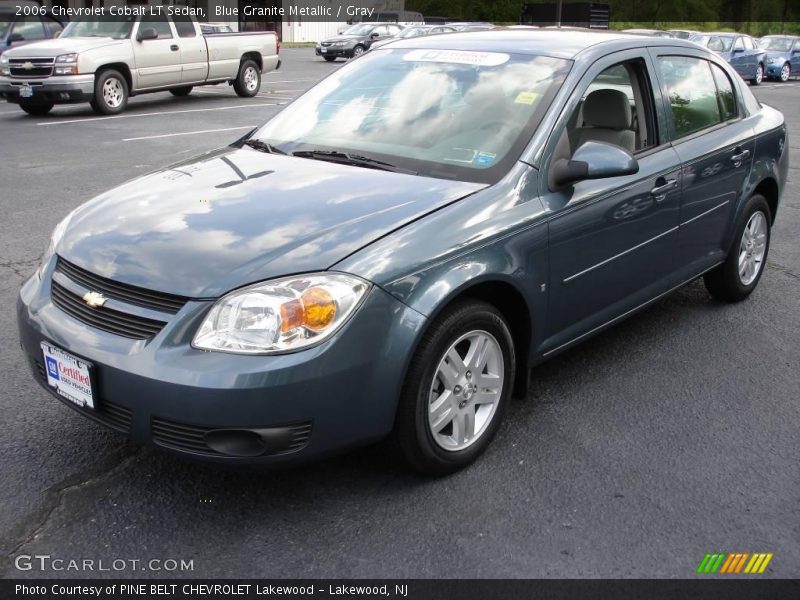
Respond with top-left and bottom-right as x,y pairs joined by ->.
18,30 -> 788,474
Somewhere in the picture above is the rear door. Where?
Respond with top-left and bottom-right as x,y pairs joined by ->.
651,51 -> 755,274
729,36 -> 749,78
132,13 -> 182,89
172,15 -> 208,83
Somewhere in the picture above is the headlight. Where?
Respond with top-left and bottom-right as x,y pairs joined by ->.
54,53 -> 78,75
766,57 -> 776,64
193,273 -> 370,354
0,54 -> 8,76
37,212 -> 73,279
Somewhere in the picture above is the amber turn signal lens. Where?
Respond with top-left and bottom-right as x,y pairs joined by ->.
280,298 -> 304,333
301,287 -> 336,331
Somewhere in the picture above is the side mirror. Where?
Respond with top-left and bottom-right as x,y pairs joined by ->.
733,47 -> 744,53
370,32 -> 380,39
137,27 -> 159,42
551,141 -> 639,187
8,32 -> 24,43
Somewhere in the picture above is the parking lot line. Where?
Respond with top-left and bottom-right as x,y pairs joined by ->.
36,103 -> 281,126
122,126 -> 255,142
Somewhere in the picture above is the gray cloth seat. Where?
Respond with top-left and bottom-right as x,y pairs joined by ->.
573,89 -> 636,153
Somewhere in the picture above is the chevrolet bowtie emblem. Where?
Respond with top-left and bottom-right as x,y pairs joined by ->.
22,62 -> 34,70
82,291 -> 107,308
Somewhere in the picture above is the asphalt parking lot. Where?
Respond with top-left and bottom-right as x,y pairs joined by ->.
0,48 -> 798,579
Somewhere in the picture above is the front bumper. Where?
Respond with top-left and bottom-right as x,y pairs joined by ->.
765,62 -> 785,77
17,266 -> 427,465
0,74 -> 94,104
315,45 -> 354,58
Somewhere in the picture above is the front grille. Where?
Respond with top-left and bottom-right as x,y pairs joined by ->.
56,257 -> 189,314
33,357 -> 133,433
321,41 -> 333,47
9,57 -> 54,78
51,280 -> 167,339
151,416 -> 313,457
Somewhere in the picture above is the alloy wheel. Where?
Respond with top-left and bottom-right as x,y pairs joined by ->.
428,330 -> 504,451
738,210 -> 768,286
103,77 -> 124,108
244,66 -> 259,92
781,63 -> 791,82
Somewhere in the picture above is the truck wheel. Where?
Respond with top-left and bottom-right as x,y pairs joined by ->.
704,194 -> 771,302
19,101 -> 54,116
394,299 -> 515,475
92,69 -> 128,115
170,86 -> 193,97
233,60 -> 260,97
323,56 -> 336,62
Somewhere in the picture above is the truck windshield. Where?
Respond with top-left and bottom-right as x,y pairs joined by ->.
61,17 -> 136,39
252,48 -> 570,184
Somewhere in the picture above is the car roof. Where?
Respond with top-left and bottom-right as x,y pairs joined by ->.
385,29 -> 706,60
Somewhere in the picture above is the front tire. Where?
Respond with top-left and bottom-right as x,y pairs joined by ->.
780,62 -> 791,83
704,194 -> 771,302
19,100 -> 54,116
233,59 -> 260,97
170,86 -> 193,97
351,45 -> 365,59
395,300 -> 515,475
323,56 -> 336,62
751,63 -> 764,86
92,69 -> 128,115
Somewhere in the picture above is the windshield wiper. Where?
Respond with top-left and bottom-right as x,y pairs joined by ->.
291,150 -> 417,175
243,139 -> 287,155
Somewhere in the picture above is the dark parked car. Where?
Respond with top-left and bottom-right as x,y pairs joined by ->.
691,32 -> 767,85
316,22 -> 403,61
0,3 -> 64,55
369,24 -> 456,51
758,35 -> 800,82
19,31 -> 788,474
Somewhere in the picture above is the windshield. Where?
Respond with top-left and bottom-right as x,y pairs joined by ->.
715,36 -> 734,51
343,24 -> 375,36
397,27 -> 427,38
760,37 -> 794,51
252,48 -> 570,184
61,17 -> 136,39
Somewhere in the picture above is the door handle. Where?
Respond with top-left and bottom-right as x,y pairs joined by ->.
731,148 -> 751,166
650,178 -> 677,201
170,44 -> 179,51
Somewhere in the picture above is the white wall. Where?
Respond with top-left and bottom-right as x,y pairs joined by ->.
281,20 -> 343,43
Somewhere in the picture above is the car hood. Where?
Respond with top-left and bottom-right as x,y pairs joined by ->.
2,37 -> 122,57
57,147 -> 485,298
765,50 -> 790,60
322,35 -> 364,43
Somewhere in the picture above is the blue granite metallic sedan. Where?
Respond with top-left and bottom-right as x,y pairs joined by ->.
758,35 -> 800,82
18,30 -> 789,474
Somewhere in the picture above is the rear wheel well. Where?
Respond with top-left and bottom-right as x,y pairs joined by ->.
96,63 -> 131,91
241,52 -> 262,71
754,178 -> 779,223
452,281 -> 532,398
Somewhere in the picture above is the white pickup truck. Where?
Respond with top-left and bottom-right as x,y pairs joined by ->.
0,13 -> 280,115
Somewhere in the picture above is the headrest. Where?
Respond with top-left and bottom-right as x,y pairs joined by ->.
582,88 -> 632,130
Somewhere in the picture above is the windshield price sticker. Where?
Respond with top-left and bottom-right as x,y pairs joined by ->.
403,49 -> 510,67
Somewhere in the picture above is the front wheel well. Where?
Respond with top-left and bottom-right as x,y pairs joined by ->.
95,63 -> 131,91
754,177 -> 779,223
448,280 -> 532,398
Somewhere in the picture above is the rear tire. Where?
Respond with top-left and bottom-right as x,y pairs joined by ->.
395,300 -> 515,475
233,59 -> 260,97
323,56 -> 336,62
19,101 -> 54,116
170,86 -> 193,97
704,194 -> 771,302
751,63 -> 763,86
92,69 -> 128,115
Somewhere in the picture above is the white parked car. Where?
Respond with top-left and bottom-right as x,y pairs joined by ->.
0,14 -> 279,115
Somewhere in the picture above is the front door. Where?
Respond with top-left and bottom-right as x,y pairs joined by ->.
540,52 -> 682,353
132,14 -> 181,90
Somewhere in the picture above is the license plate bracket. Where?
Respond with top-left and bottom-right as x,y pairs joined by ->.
40,342 -> 95,409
